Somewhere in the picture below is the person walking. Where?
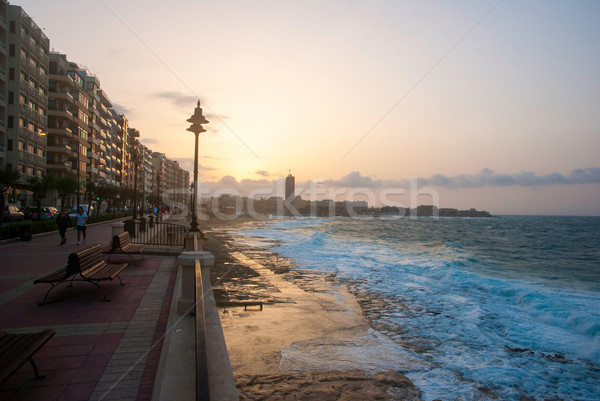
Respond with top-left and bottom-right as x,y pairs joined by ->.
56,208 -> 72,245
75,206 -> 88,245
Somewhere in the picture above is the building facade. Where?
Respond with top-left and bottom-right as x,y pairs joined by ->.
2,2 -> 49,201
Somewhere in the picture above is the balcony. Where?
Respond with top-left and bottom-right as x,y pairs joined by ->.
47,160 -> 73,171
89,121 -> 102,132
49,73 -> 75,86
47,143 -> 73,155
51,90 -> 74,103
88,151 -> 99,160
86,166 -> 99,174
48,108 -> 74,121
47,126 -> 74,138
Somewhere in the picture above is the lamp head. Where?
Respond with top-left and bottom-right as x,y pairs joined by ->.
187,100 -> 209,125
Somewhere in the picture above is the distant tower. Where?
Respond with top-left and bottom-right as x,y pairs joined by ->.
285,169 -> 295,201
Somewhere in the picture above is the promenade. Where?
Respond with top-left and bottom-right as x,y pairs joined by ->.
0,219 -> 178,401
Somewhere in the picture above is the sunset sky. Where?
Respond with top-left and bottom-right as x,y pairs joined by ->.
18,0 -> 600,215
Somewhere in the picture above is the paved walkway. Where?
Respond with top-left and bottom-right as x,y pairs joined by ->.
0,220 -> 179,401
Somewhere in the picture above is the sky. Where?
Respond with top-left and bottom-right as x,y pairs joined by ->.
17,0 -> 600,215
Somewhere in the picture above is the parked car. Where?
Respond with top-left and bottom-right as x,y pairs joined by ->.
68,204 -> 94,219
32,206 -> 59,220
20,207 -> 34,220
2,205 -> 25,222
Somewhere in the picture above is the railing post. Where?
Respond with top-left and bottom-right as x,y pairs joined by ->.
177,251 -> 214,315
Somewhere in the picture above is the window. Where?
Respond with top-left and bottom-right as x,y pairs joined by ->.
19,118 -> 26,127
7,116 -> 13,129
18,164 -> 25,174
8,68 -> 14,80
28,122 -> 36,132
26,166 -> 34,176
7,140 -> 12,151
28,144 -> 35,154
9,21 -> 15,33
18,141 -> 25,150
19,94 -> 26,105
37,169 -> 43,177
8,92 -> 13,105
37,149 -> 44,157
9,45 -> 15,57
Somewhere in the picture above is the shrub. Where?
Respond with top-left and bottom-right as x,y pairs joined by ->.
0,212 -> 133,240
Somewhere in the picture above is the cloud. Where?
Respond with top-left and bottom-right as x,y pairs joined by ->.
255,170 -> 272,177
205,113 -> 230,121
155,91 -> 197,107
174,157 -> 214,172
324,171 -> 384,188
141,138 -> 159,145
112,103 -> 134,116
418,168 -> 600,188
324,168 -> 600,189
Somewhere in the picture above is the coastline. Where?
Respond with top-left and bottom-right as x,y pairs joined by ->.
202,217 -> 421,400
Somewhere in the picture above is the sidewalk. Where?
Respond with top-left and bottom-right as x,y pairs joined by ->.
0,220 -> 179,401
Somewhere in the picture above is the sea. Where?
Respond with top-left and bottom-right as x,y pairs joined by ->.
234,215 -> 600,401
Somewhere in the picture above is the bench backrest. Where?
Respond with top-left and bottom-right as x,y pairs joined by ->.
114,232 -> 132,248
67,244 -> 104,275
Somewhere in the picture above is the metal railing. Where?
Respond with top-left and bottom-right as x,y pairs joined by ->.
124,218 -> 187,247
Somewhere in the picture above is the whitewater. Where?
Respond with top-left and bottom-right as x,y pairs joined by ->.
234,215 -> 600,400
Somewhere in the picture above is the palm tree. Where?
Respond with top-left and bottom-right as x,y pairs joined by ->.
0,167 -> 20,226
85,180 -> 97,216
28,175 -> 54,221
53,175 -> 78,209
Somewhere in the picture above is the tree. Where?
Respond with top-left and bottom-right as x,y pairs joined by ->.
28,175 -> 54,221
119,186 -> 134,210
53,175 -> 78,209
85,180 -> 97,216
0,167 -> 20,226
97,184 -> 120,214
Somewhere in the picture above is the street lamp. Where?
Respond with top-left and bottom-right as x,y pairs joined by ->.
186,101 -> 209,232
131,146 -> 140,219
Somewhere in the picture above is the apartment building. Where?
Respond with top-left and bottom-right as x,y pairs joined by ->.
96,88 -> 119,186
0,2 -> 189,210
2,1 -> 49,195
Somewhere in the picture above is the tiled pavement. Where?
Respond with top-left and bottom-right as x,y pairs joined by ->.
0,220 -> 179,401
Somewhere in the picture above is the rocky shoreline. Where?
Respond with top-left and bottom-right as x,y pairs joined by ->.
202,217 -> 422,401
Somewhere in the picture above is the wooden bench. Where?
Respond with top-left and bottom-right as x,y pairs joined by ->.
34,245 -> 128,304
0,329 -> 55,385
104,232 -> 145,260
33,262 -> 80,305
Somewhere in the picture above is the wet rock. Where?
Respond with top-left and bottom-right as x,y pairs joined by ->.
236,370 -> 421,401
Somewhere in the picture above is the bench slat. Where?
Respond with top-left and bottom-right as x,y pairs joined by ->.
33,265 -> 70,284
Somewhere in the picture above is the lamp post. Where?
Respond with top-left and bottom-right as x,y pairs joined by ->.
186,101 -> 209,232
132,147 -> 140,219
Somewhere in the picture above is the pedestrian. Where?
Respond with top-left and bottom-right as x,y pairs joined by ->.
75,206 -> 88,245
56,208 -> 72,245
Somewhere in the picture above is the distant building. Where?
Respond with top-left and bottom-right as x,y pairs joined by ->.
285,170 -> 295,201
2,1 -> 50,195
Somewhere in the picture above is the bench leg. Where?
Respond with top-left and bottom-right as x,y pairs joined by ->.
81,279 -> 110,302
29,358 -> 46,380
67,274 -> 78,288
39,282 -> 66,306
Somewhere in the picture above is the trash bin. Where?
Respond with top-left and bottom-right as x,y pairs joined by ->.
139,217 -> 146,233
20,224 -> 32,241
124,219 -> 136,237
